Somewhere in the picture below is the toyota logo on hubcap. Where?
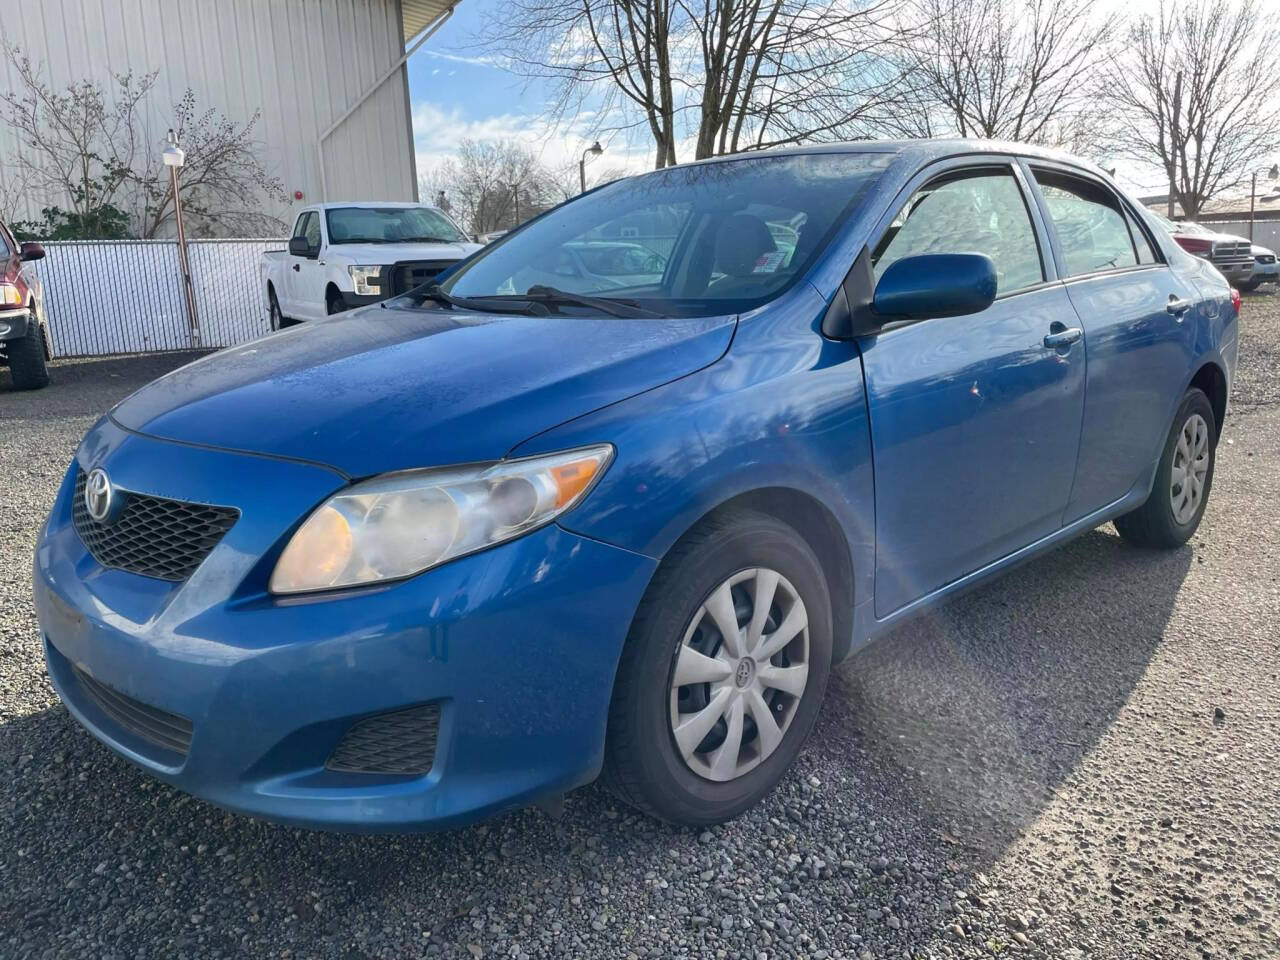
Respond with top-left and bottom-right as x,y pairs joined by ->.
84,468 -> 115,523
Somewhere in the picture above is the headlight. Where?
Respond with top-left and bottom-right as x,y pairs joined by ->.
269,445 -> 614,594
347,265 -> 382,296
0,283 -> 21,306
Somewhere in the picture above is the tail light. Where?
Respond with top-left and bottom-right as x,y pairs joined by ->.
1174,235 -> 1214,258
1231,288 -> 1241,314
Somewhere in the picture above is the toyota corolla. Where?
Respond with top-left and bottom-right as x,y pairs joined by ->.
34,141 -> 1238,830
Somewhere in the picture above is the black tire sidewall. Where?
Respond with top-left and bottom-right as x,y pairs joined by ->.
614,515 -> 832,825
7,318 -> 50,390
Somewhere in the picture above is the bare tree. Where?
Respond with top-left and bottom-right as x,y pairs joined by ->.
1,46 -> 286,238
428,140 -> 557,234
897,0 -> 1118,146
1,47 -> 150,237
1098,0 -> 1280,218
485,0 -> 904,169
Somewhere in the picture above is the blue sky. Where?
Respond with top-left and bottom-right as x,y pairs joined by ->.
405,2 -> 655,184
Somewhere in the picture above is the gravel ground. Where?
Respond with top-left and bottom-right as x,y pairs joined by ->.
2,293 -> 1278,960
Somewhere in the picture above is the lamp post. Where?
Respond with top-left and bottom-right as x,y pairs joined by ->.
163,129 -> 199,346
1249,163 -> 1280,242
579,141 -> 603,194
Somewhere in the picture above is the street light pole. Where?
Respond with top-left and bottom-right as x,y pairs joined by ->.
579,141 -> 604,194
163,130 -> 199,347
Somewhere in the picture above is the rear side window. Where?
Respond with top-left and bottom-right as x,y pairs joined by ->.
872,168 -> 1045,296
1125,209 -> 1159,264
1032,170 -> 1140,276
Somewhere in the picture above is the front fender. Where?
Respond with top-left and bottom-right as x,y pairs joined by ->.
510,284 -> 876,611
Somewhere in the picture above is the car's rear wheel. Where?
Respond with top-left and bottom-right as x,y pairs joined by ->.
6,316 -> 50,390
603,510 -> 832,825
1115,387 -> 1216,548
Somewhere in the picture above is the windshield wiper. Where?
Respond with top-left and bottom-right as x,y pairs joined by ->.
515,285 -> 661,318
401,235 -> 458,244
413,283 -> 547,316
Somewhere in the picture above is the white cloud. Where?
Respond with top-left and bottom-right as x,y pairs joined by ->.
411,100 -> 656,179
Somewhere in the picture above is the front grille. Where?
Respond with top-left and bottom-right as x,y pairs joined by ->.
1211,241 -> 1253,265
327,704 -> 441,775
73,665 -> 193,755
72,470 -> 239,582
388,260 -> 456,296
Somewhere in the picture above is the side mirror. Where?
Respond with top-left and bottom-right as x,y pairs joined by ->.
19,241 -> 45,262
288,236 -> 313,258
873,253 -> 997,321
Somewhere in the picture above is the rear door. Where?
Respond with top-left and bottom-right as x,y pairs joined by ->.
859,159 -> 1087,618
1021,163 -> 1199,522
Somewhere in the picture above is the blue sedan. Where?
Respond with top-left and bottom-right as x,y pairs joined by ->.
34,140 -> 1238,830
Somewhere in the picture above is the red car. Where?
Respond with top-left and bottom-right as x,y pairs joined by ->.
0,218 -> 49,389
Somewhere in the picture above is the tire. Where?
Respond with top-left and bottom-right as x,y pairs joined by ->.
268,288 -> 284,331
602,510 -> 833,826
1115,387 -> 1216,549
6,316 -> 50,390
1237,280 -> 1259,292
326,290 -> 344,316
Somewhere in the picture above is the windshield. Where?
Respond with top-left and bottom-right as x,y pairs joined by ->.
326,206 -> 466,244
440,152 -> 891,317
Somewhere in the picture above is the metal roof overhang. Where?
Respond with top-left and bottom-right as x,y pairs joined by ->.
401,0 -> 457,43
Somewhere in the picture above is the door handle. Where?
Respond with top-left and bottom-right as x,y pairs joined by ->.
1043,326 -> 1083,349
1166,297 -> 1192,316
292,263 -> 300,272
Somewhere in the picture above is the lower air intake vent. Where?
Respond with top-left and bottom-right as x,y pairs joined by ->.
73,666 -> 193,755
326,704 -> 441,775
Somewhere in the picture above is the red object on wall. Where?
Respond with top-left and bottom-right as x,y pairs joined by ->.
294,190 -> 304,201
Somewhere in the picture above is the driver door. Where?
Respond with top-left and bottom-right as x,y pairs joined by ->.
858,161 -> 1087,618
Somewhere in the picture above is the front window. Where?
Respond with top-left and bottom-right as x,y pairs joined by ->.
326,206 -> 466,244
440,153 -> 891,317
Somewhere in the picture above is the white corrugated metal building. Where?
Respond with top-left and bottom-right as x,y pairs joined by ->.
0,0 -> 455,231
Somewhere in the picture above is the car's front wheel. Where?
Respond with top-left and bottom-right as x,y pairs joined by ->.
1115,387 -> 1217,548
603,510 -> 832,825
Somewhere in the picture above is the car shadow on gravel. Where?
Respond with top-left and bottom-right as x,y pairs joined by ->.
821,526 -> 1192,859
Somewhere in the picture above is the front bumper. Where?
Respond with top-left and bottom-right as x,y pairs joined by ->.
0,305 -> 30,341
34,420 -> 655,831
339,291 -> 382,309
1251,260 -> 1279,282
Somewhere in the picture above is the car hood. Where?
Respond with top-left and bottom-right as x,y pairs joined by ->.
111,302 -> 735,477
327,240 -> 482,262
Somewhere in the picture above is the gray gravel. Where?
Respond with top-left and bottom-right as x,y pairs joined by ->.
3,296 -> 1279,960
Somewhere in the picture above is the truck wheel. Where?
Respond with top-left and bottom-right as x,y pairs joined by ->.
326,290 -> 345,315
602,510 -> 832,825
268,288 -> 291,331
1236,280 -> 1258,292
1115,387 -> 1216,549
7,318 -> 51,390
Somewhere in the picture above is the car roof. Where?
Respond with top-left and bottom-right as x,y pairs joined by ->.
644,138 -> 1111,180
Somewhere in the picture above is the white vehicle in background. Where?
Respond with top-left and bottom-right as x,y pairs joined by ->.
259,202 -> 481,328
1242,243 -> 1277,291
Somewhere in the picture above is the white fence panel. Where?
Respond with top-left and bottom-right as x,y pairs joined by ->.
33,238 -> 285,358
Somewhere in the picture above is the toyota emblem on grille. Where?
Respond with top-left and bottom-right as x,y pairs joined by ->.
84,468 -> 116,523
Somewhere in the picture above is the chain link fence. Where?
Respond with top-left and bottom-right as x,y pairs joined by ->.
31,238 -> 285,358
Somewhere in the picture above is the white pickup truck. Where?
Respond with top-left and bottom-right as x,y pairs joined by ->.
259,202 -> 481,328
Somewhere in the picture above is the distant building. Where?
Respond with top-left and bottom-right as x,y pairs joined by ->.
1140,192 -> 1280,223
0,0 -> 456,232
